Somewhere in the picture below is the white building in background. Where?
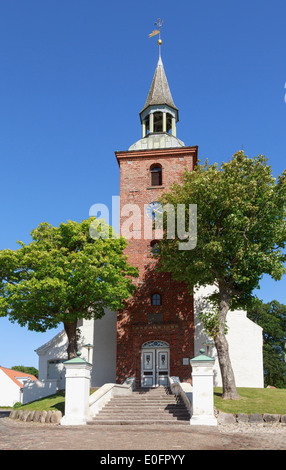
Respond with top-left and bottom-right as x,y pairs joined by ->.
194,285 -> 264,388
35,309 -> 117,389
0,366 -> 38,406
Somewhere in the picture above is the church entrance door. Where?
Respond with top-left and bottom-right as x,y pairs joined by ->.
141,341 -> 170,387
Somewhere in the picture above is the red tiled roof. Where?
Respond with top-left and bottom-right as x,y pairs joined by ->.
0,366 -> 37,388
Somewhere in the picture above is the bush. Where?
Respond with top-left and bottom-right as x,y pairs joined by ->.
13,402 -> 22,409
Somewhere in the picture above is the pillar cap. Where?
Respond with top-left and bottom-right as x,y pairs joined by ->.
63,351 -> 92,367
190,348 -> 215,363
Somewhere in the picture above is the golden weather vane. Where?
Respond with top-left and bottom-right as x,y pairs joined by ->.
149,18 -> 164,56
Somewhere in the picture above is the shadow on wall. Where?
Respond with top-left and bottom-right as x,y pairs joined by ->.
116,260 -> 194,385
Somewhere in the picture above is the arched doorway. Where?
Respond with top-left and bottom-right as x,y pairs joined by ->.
141,340 -> 170,387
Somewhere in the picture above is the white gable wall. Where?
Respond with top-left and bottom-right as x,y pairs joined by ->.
194,285 -> 264,388
224,310 -> 264,387
36,330 -> 68,389
0,369 -> 22,406
36,309 -> 117,389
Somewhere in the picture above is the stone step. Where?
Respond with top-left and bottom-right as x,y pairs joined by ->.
97,410 -> 189,417
104,404 -> 187,408
125,398 -> 177,402
88,387 -> 190,426
94,417 -> 190,423
106,399 -> 181,405
87,419 -> 190,426
111,396 -> 178,400
108,396 -> 181,400
102,404 -> 187,411
93,414 -> 190,422
104,403 -> 185,409
116,392 -> 176,394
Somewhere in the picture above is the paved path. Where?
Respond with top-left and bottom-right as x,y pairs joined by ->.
0,417 -> 286,451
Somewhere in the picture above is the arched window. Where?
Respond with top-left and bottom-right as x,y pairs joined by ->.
150,164 -> 162,186
151,293 -> 162,306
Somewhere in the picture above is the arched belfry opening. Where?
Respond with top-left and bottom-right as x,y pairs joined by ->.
142,110 -> 174,136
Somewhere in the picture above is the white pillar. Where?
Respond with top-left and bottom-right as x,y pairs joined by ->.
142,120 -> 146,138
190,349 -> 217,426
60,353 -> 92,426
149,113 -> 154,133
171,117 -> 176,137
162,112 -> 167,132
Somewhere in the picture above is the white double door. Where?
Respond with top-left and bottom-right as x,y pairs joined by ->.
141,347 -> 170,387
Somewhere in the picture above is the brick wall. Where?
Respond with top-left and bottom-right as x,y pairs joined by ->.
115,146 -> 198,386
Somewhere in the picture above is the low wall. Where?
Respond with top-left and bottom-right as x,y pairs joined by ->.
217,410 -> 286,425
22,379 -> 58,404
9,409 -> 62,423
169,376 -> 192,416
88,377 -> 136,418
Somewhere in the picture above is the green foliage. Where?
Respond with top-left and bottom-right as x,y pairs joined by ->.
159,152 -> 286,309
13,402 -> 22,409
0,218 -> 138,356
248,299 -> 286,388
158,151 -> 286,398
11,366 -> 38,378
199,307 -> 228,338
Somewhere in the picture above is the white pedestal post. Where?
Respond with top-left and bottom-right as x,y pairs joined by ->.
190,349 -> 217,426
60,353 -> 92,426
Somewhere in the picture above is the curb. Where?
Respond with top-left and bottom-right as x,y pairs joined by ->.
216,410 -> 286,425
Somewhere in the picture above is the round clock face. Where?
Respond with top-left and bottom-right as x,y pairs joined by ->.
145,201 -> 163,219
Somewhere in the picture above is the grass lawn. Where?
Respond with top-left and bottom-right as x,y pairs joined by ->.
15,391 -> 66,413
214,387 -> 286,415
6,388 -> 99,413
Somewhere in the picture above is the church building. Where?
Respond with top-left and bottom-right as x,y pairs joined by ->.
35,44 -> 264,391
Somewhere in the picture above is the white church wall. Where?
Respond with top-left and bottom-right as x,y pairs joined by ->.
224,310 -> 264,388
35,330 -> 69,389
91,309 -> 117,387
36,310 -> 117,390
194,285 -> 264,388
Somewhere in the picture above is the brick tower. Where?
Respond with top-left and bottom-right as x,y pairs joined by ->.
115,49 -> 198,387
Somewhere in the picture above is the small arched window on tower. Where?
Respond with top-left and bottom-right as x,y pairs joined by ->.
150,164 -> 162,186
151,293 -> 162,306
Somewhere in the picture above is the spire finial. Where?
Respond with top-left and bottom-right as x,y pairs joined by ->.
149,18 -> 164,58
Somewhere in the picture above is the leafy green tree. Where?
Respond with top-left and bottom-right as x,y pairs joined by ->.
248,299 -> 286,388
11,366 -> 39,378
159,152 -> 286,399
0,218 -> 138,359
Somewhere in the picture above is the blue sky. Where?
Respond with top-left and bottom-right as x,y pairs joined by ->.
0,0 -> 286,368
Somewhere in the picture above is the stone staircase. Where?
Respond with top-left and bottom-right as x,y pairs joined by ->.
87,386 -> 190,425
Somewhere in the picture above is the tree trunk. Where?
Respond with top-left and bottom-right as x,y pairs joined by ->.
64,321 -> 78,359
214,283 -> 240,400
